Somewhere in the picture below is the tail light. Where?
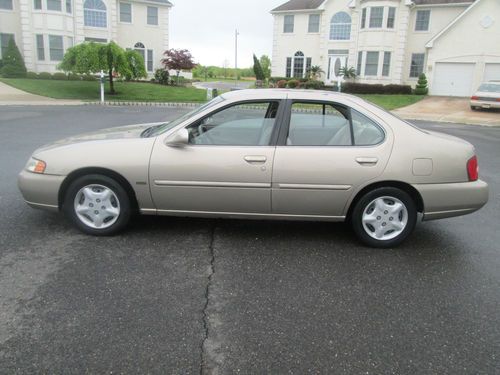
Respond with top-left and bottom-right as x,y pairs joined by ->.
467,155 -> 478,181
471,96 -> 479,100
496,98 -> 500,102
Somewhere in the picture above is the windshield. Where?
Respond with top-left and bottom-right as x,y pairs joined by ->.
146,96 -> 225,137
478,83 -> 500,93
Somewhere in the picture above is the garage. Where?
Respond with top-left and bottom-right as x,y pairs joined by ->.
484,63 -> 500,82
432,62 -> 475,97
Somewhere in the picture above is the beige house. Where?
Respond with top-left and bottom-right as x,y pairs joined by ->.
0,0 -> 171,74
270,0 -> 500,96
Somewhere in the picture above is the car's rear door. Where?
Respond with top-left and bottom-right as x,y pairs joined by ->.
149,100 -> 284,214
271,99 -> 393,218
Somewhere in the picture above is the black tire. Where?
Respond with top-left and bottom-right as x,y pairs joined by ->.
63,174 -> 131,236
470,106 -> 478,111
350,187 -> 417,248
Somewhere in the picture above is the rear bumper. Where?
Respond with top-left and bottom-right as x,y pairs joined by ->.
413,180 -> 489,221
470,100 -> 500,109
18,169 -> 65,212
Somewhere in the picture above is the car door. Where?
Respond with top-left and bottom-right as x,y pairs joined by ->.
149,100 -> 283,214
271,100 -> 393,218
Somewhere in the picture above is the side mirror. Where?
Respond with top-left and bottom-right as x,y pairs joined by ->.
165,128 -> 189,147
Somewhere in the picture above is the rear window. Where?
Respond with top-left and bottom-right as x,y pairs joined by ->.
478,83 -> 500,93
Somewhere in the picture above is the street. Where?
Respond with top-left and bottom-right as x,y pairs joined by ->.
0,106 -> 499,373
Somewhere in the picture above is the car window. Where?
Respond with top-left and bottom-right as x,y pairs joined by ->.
351,109 -> 384,146
287,102 -> 351,146
478,83 -> 500,93
187,101 -> 279,146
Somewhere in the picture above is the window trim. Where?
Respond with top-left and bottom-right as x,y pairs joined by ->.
369,6 -> 384,28
147,5 -> 158,26
308,14 -> 320,33
364,51 -> 380,76
409,53 -> 425,78
283,14 -> 294,33
415,9 -> 431,32
382,51 -> 391,77
330,11 -> 351,40
36,34 -> 45,61
119,1 -> 132,23
48,34 -> 64,61
387,7 -> 396,29
83,0 -> 107,28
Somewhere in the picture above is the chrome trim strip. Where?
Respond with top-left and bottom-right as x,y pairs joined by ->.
25,200 -> 59,211
277,183 -> 352,191
154,180 -> 271,188
156,209 -> 346,220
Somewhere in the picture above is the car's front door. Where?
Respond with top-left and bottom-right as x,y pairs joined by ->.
272,100 -> 393,218
149,101 -> 282,214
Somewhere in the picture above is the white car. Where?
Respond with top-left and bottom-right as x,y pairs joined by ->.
470,82 -> 500,110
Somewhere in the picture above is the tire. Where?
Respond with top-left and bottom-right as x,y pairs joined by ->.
350,187 -> 417,248
470,106 -> 478,111
63,174 -> 131,236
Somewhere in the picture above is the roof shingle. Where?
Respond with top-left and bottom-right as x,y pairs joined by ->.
271,0 -> 325,12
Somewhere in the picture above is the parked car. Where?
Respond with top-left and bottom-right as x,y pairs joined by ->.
470,81 -> 500,110
18,89 -> 489,248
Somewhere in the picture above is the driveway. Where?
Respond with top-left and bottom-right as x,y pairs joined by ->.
0,81 -> 82,106
0,106 -> 499,373
393,96 -> 500,126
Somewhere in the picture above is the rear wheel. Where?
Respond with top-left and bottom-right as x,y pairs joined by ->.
63,174 -> 131,235
351,187 -> 417,248
470,106 -> 478,111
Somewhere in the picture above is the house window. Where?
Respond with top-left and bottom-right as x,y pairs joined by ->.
84,0 -> 107,27
47,0 -> 61,11
306,57 -> 312,76
308,14 -> 320,33
284,15 -> 294,33
357,51 -> 363,76
415,10 -> 430,31
365,51 -> 379,76
286,57 -> 292,78
36,34 -> 45,60
67,36 -> 73,47
369,7 -> 383,28
361,8 -> 366,29
0,0 -> 13,10
49,35 -> 64,61
33,0 -> 42,9
410,53 -> 425,77
330,12 -> 351,40
120,2 -> 131,22
387,7 -> 396,28
382,52 -> 391,76
85,37 -> 107,43
147,6 -> 158,25
147,49 -> 153,72
0,33 -> 14,58
65,0 -> 71,13
134,41 -> 145,61
293,51 -> 304,78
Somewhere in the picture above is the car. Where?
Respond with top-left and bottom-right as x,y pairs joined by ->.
470,81 -> 500,110
18,89 -> 489,248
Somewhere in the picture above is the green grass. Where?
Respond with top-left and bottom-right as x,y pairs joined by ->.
0,78 -> 207,102
358,94 -> 424,110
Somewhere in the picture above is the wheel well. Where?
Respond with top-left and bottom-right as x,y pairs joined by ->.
58,167 -> 139,211
346,181 -> 424,219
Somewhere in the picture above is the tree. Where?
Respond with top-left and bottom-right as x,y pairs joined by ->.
414,73 -> 428,95
1,37 -> 27,78
161,48 -> 196,85
124,50 -> 147,81
307,65 -> 324,80
99,42 -> 131,94
253,54 -> 265,81
259,55 -> 271,79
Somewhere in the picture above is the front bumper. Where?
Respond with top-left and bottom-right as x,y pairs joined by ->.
18,169 -> 66,212
470,100 -> 500,109
413,180 -> 489,221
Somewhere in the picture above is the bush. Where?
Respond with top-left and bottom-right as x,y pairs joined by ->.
37,72 -> 52,80
81,74 -> 97,81
414,73 -> 428,95
287,79 -> 299,89
154,69 -> 170,85
0,38 -> 27,78
270,76 -> 288,84
26,72 -> 39,79
276,79 -> 287,88
341,82 -> 412,95
52,72 -> 68,80
384,84 -> 412,95
68,73 -> 81,81
304,80 -> 324,90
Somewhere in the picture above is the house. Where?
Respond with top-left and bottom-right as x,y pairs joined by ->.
0,0 -> 171,74
270,0 -> 500,96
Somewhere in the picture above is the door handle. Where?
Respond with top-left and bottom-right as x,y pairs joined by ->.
244,155 -> 267,164
356,157 -> 378,166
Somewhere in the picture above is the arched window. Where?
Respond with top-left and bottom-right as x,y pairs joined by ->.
134,42 -> 145,60
330,12 -> 351,40
84,0 -> 107,28
293,51 -> 304,78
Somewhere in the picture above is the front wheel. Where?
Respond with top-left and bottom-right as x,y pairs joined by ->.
63,174 -> 131,235
351,187 -> 417,248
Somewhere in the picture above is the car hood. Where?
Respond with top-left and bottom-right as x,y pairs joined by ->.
34,122 -> 164,153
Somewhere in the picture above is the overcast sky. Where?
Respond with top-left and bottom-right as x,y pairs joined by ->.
170,0 -> 285,68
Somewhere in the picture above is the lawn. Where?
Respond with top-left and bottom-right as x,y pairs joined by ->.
0,78 -> 207,102
358,94 -> 424,110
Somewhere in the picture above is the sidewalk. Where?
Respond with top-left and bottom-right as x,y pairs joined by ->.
0,81 -> 83,105
392,96 -> 500,126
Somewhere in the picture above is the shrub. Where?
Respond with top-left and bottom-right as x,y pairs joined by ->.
81,74 -> 97,81
287,79 -> 299,89
304,80 -> 324,90
253,54 -> 265,81
52,72 -> 68,80
276,79 -> 287,88
384,84 -> 412,95
154,68 -> 170,85
0,59 -> 3,70
414,73 -> 428,95
1,38 -> 27,78
37,72 -> 52,80
68,73 -> 81,81
26,71 -> 39,79
341,82 -> 412,95
270,76 -> 288,84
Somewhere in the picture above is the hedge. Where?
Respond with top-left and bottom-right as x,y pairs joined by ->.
341,82 -> 412,95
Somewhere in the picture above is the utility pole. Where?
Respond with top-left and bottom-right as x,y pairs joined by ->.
235,29 -> 239,70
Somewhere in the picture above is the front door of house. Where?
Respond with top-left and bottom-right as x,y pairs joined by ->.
328,55 -> 348,85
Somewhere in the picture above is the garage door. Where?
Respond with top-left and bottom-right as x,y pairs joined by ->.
432,63 -> 475,97
484,63 -> 500,82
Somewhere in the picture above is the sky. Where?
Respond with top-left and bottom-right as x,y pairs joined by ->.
169,0 -> 285,68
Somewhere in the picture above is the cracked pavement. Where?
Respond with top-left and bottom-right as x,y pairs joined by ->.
0,106 -> 499,374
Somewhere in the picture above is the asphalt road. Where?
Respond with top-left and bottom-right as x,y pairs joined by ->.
0,106 -> 499,374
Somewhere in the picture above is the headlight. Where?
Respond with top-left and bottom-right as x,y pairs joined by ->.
25,157 -> 46,174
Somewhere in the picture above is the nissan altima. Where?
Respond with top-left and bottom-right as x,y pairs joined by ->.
18,89 -> 489,247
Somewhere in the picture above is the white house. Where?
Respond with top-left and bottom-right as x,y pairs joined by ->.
0,0 -> 171,74
270,0 -> 500,96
